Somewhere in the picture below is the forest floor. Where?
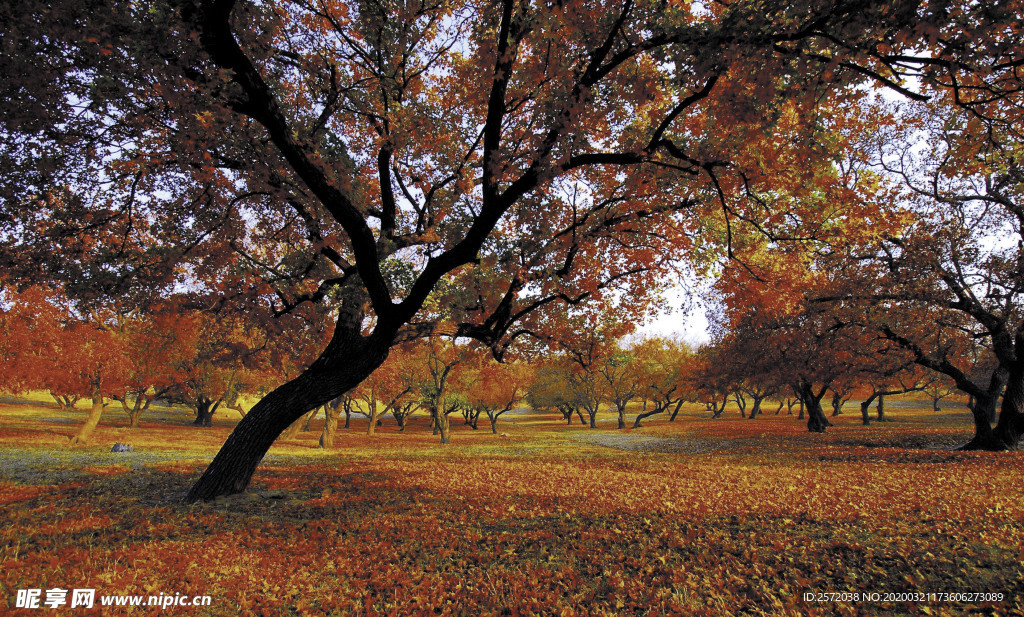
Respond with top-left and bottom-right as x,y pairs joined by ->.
0,396 -> 1021,616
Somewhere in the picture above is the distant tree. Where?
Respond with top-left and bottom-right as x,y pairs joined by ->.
630,338 -> 692,428
0,286 -> 130,444
417,335 -> 469,445
464,360 -> 534,434
599,351 -> 642,430
526,359 -> 583,426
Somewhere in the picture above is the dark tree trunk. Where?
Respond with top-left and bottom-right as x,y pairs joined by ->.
616,404 -> 626,429
962,333 -> 1024,451
577,409 -> 586,425
748,395 -> 764,419
799,381 -> 829,433
487,405 -> 513,434
830,391 -> 849,417
860,398 -> 872,426
993,353 -> 1024,449
669,399 -> 684,422
303,408 -> 318,431
559,405 -> 574,425
960,401 -> 999,450
587,407 -> 598,428
633,401 -> 672,428
734,392 -> 746,418
393,407 -> 406,429
128,397 -> 151,428
710,397 -> 726,419
192,395 -> 220,427
875,394 -> 887,422
185,324 -> 390,503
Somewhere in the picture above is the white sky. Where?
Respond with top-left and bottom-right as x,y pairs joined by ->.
634,284 -> 712,346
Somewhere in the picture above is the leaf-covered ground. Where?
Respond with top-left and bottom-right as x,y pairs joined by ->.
1,398 -> 1022,616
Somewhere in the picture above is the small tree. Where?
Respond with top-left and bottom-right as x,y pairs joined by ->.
465,360 -> 534,434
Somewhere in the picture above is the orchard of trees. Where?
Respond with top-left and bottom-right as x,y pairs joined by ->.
0,0 -> 1021,501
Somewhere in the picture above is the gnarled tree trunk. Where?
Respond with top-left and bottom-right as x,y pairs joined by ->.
192,395 -> 220,427
993,354 -> 1024,449
320,398 -> 343,449
799,380 -> 830,433
186,322 -> 390,503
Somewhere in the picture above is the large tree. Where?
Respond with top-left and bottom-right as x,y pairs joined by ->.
1,0 -> 1013,499
847,96 -> 1024,449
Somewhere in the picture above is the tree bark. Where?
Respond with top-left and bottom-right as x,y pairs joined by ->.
748,394 -> 764,419
435,409 -> 451,444
859,398 -> 872,426
799,381 -> 829,433
875,394 -> 887,422
992,354 -> 1024,449
669,399 -> 685,421
119,393 -> 151,429
710,397 -> 726,419
962,330 -> 1024,451
319,398 -> 343,449
192,395 -> 220,427
128,396 -> 150,428
830,391 -> 850,417
366,402 -> 378,437
185,323 -> 390,502
734,391 -> 746,418
559,404 -> 574,425
392,405 -> 408,430
633,401 -> 672,428
69,387 -> 103,445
